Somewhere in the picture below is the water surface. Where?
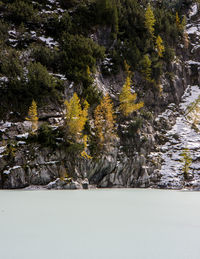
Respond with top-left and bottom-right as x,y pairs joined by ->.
0,189 -> 200,259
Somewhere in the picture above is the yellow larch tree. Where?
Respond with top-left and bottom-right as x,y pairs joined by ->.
144,4 -> 156,37
81,135 -> 92,159
26,100 -> 38,132
156,35 -> 165,57
141,54 -> 152,81
176,12 -> 181,28
94,94 -> 116,146
124,60 -> 131,77
64,93 -> 89,141
119,76 -> 144,117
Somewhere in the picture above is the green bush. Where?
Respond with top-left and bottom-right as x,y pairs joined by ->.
0,48 -> 23,79
59,33 -> 105,82
127,117 -> 143,136
44,12 -> 72,39
0,21 -> 9,43
37,123 -> 63,148
6,0 -> 37,24
30,44 -> 60,71
27,62 -> 55,96
164,46 -> 175,63
65,143 -> 84,155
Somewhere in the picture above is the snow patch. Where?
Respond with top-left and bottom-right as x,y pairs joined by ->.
16,133 -> 29,139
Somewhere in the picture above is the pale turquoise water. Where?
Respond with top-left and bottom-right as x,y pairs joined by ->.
0,189 -> 200,259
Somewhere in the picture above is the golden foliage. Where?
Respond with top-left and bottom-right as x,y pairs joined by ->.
64,93 -> 89,140
94,94 -> 116,145
119,76 -> 144,116
26,99 -> 38,131
156,35 -> 165,57
124,60 -> 131,77
81,135 -> 92,159
176,12 -> 187,31
141,54 -> 152,82
176,12 -> 181,28
86,65 -> 91,78
144,4 -> 156,37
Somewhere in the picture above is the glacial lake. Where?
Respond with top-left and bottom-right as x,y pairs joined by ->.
0,189 -> 200,259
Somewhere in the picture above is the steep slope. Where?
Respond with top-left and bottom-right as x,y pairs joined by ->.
152,5 -> 200,189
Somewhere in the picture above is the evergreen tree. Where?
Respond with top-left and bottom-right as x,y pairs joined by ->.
26,100 -> 38,132
144,4 -> 156,37
64,93 -> 89,141
112,4 -> 119,37
94,94 -> 116,146
97,0 -> 119,36
140,54 -> 152,81
156,35 -> 165,57
180,148 -> 192,179
119,76 -> 144,117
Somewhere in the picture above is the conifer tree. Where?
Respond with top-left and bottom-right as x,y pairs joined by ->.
156,35 -> 165,57
176,12 -> 181,29
140,54 -> 152,81
181,15 -> 187,30
64,93 -> 89,141
81,135 -> 92,159
176,13 -> 186,31
94,94 -> 116,146
144,4 -> 156,37
26,100 -> 38,132
124,60 -> 131,77
119,76 -> 144,117
112,3 -> 119,37
180,148 -> 192,179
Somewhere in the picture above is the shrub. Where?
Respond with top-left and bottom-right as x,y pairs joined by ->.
59,33 -> 105,82
0,21 -> 9,43
27,62 -> 55,96
6,0 -> 37,24
37,123 -> 59,148
180,148 -> 192,180
30,44 -> 60,71
0,48 -> 23,79
127,117 -> 143,136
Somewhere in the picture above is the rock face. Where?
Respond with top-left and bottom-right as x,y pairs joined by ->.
0,2 -> 200,190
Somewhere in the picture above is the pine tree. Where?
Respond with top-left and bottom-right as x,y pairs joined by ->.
64,93 -> 89,141
144,4 -> 156,37
26,100 -> 38,131
112,3 -> 119,37
94,94 -> 116,146
119,76 -> 144,117
140,54 -> 152,81
156,35 -> 165,57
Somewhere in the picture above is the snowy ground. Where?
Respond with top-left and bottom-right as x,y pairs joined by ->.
152,4 -> 200,189
155,85 -> 200,189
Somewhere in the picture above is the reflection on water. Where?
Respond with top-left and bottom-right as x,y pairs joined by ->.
0,189 -> 200,259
